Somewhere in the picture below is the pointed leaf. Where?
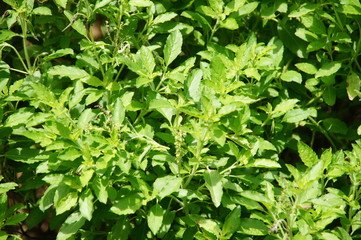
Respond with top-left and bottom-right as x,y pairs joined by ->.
164,30 -> 183,66
298,141 -> 318,167
153,175 -> 182,199
147,203 -> 164,235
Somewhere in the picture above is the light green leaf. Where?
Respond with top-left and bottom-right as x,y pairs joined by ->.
39,186 -> 56,211
92,176 -> 108,204
110,193 -> 143,215
281,70 -> 302,83
204,169 -> 223,207
316,62 -> 342,78
147,203 -> 164,235
240,191 -> 272,205
153,175 -> 182,199
238,2 -> 259,16
57,212 -> 86,240
129,0 -> 153,7
5,108 -> 33,127
113,98 -> 125,127
186,68 -> 202,102
220,17 -> 239,30
79,189 -> 94,221
54,0 -> 67,8
32,6 -> 52,15
139,46 -> 155,74
94,0 -> 112,10
295,62 -> 318,74
298,141 -> 318,167
54,188 -> 78,215
0,182 -> 17,194
222,206 -> 241,237
346,72 -> 360,100
164,30 -> 183,66
289,3 -> 317,18
153,12 -> 177,25
48,65 -> 89,80
77,108 -> 95,130
272,99 -> 299,118
225,0 -> 246,15
5,213 -> 27,226
250,159 -> 281,168
283,108 -> 316,123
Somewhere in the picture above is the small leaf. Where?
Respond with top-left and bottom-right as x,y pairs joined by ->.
283,108 -> 316,123
110,193 -> 143,215
272,99 -> 299,118
298,141 -> 318,167
204,169 -> 223,207
153,175 -> 182,199
39,186 -> 56,212
281,70 -> 302,83
129,0 -> 153,7
346,72 -> 360,100
164,30 -> 183,66
77,108 -> 95,130
186,69 -> 202,102
43,48 -> 74,62
250,159 -> 281,168
295,62 -> 318,74
322,118 -> 348,135
54,0 -> 67,8
113,98 -> 125,127
323,85 -> 336,106
0,182 -> 17,194
238,2 -> 259,16
153,12 -> 177,25
94,0 -> 112,10
147,203 -> 164,235
0,30 -> 18,43
64,11 -> 88,38
32,6 -> 52,15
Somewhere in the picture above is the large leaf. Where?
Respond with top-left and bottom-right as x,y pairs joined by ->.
57,212 -> 86,240
204,169 -> 223,207
153,175 -> 182,199
110,193 -> 144,215
48,65 -> 89,80
79,189 -> 94,221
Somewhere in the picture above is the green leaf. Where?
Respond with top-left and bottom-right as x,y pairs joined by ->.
240,191 -> 272,205
147,203 -> 164,235
289,3 -> 317,18
153,12 -> 177,25
295,62 -> 318,74
0,30 -> 18,43
222,206 -> 241,237
39,186 -> 56,211
220,17 -> 239,30
64,11 -> 88,38
153,175 -> 182,200
0,61 -> 9,94
54,187 -> 78,215
298,141 -> 318,167
239,218 -> 268,236
280,70 -> 302,83
5,108 -> 33,127
43,48 -> 74,62
79,189 -> 94,221
204,169 -> 223,207
164,30 -> 183,66
110,193 -> 144,215
323,85 -> 336,106
94,0 -> 112,10
316,62 -> 342,78
346,72 -> 360,100
48,65 -> 89,80
322,118 -> 348,135
92,176 -> 108,204
186,69 -> 202,102
272,99 -> 299,118
57,212 -> 86,240
32,6 -> 52,15
5,213 -> 27,226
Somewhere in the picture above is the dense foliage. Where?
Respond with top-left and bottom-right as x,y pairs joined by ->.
1,0 -> 361,239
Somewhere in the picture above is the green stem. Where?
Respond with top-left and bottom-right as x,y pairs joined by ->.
20,16 -> 32,73
308,116 -> 337,149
